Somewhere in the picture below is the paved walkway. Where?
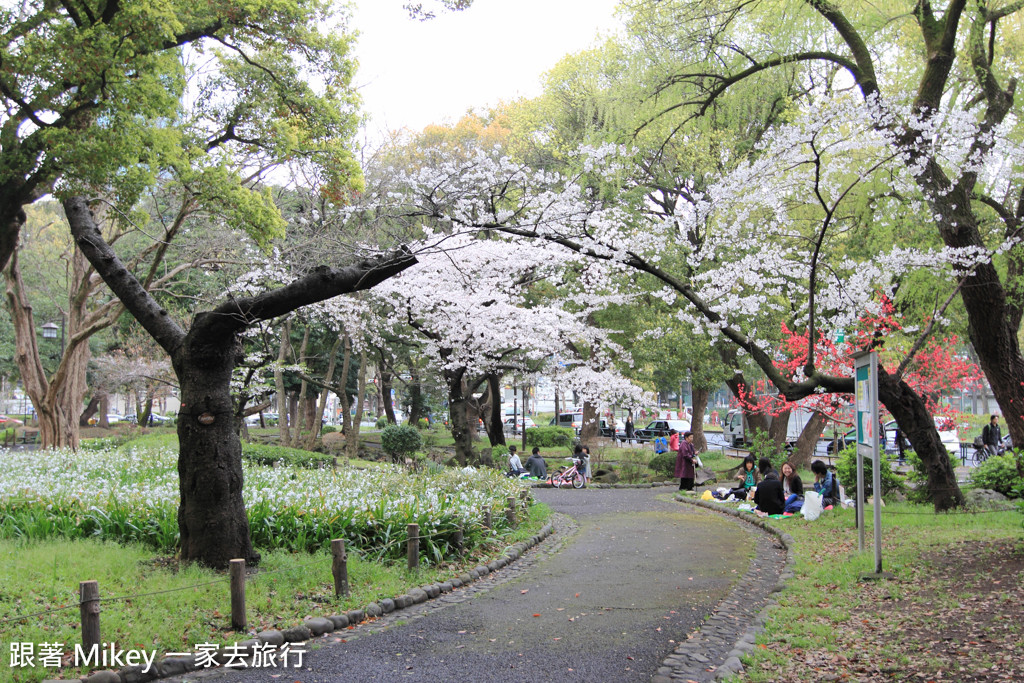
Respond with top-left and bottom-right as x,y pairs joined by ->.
183,488 -> 785,682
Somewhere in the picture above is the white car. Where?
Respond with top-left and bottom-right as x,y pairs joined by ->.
883,419 -> 959,457
502,416 -> 536,431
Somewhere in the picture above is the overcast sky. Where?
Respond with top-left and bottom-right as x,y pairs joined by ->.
351,0 -> 622,138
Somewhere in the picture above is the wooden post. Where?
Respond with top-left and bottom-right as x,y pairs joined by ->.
506,496 -> 517,527
454,527 -> 464,557
331,539 -> 349,597
229,559 -> 246,630
407,523 -> 419,570
79,580 -> 100,651
484,509 -> 492,530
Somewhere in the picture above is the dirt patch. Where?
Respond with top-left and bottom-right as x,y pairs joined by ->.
762,539 -> 1024,682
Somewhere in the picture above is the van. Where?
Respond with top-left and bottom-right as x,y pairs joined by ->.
723,408 -> 813,447
548,413 -> 613,436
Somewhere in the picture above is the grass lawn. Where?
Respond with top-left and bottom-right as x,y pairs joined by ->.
731,501 -> 1024,682
1,505 -> 551,682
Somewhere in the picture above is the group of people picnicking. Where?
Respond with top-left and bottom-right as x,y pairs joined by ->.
710,455 -> 842,517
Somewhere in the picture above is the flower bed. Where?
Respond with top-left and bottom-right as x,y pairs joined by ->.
0,444 -> 524,563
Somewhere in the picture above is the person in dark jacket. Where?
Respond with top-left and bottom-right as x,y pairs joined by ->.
525,447 -> 547,479
754,467 -> 785,515
675,431 -> 696,490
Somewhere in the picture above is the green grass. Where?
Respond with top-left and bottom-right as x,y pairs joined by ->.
734,502 -> 1023,682
1,503 -> 551,682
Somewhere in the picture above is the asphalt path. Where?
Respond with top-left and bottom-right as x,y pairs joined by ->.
195,487 -> 755,683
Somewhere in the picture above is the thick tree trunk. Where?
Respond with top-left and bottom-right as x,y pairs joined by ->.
791,410 -> 827,470
338,334 -> 353,435
579,400 -> 600,444
691,386 -> 709,452
877,369 -> 963,511
484,373 -> 506,447
444,365 -> 474,466
173,324 -> 259,569
768,407 -> 791,447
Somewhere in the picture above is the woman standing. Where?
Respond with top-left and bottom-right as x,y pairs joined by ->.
675,431 -> 697,491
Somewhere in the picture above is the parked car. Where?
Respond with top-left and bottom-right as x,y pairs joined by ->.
502,416 -> 536,432
547,412 -> 615,437
124,412 -> 172,426
87,413 -> 124,425
634,419 -> 691,442
825,427 -> 856,454
0,414 -> 24,427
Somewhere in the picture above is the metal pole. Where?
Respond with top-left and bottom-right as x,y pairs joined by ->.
871,352 -> 883,574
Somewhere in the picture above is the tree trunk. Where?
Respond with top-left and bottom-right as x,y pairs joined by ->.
306,336 -> 341,451
173,324 -> 259,569
274,319 -> 292,446
768,407 -> 791,447
346,350 -> 368,458
691,386 -> 709,452
444,365 -> 474,466
877,369 -> 963,511
579,400 -> 600,444
293,325 -> 311,442
338,334 -> 353,435
380,366 -> 395,423
382,369 -> 400,424
81,395 -> 100,427
791,410 -> 827,470
483,373 -> 506,447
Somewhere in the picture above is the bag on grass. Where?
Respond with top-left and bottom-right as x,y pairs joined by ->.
802,491 -> 823,521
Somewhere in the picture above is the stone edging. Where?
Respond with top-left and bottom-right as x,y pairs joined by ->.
66,522 -> 556,683
652,496 -> 796,683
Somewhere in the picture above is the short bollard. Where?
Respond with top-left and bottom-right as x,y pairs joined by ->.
484,509 -> 492,530
230,559 -> 246,630
506,496 -> 517,527
407,523 -> 420,570
79,580 -> 101,651
331,539 -> 349,597
454,528 -> 464,556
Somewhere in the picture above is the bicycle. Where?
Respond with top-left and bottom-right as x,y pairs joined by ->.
549,457 -> 587,489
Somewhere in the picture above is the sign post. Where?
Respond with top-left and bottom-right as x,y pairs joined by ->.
853,350 -> 891,579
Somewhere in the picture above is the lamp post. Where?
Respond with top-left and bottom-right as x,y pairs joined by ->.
41,318 -> 65,357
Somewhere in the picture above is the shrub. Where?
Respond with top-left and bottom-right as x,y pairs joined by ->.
380,424 -> 422,464
904,449 -> 960,504
748,428 -> 788,471
321,425 -> 337,434
970,452 -> 1024,498
525,426 -> 573,448
835,445 -> 906,499
241,443 -> 333,468
648,452 -> 676,477
417,417 -> 429,429
375,416 -> 388,429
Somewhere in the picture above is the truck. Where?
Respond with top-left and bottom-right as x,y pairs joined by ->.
722,408 -> 815,448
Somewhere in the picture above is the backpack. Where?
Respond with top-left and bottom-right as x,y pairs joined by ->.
973,435 -> 985,449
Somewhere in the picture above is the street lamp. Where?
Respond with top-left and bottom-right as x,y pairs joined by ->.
41,319 -> 65,356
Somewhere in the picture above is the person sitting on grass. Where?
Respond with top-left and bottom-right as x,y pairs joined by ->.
525,446 -> 547,479
811,459 -> 841,508
753,458 -> 785,515
781,461 -> 802,498
783,468 -> 805,514
719,455 -> 760,500
507,445 -> 527,477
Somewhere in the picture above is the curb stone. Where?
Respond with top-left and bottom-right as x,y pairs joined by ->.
653,494 -> 791,683
78,522 -> 558,683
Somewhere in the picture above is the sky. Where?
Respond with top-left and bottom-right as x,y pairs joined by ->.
350,0 -> 622,138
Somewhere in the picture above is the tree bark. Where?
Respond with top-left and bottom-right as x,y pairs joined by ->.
81,395 -> 100,427
691,386 -> 709,452
274,319 -> 292,447
580,400 -> 600,444
382,369 -> 399,424
346,350 -> 367,458
768,407 -> 792,447
66,195 -> 416,567
444,364 -> 473,465
306,336 -> 341,451
791,410 -> 827,470
483,373 -> 506,447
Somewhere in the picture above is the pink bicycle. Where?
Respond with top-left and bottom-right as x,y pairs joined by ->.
549,457 -> 587,489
